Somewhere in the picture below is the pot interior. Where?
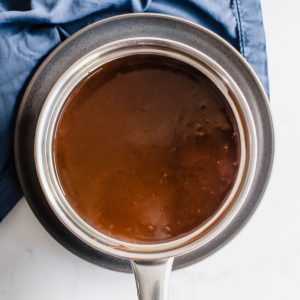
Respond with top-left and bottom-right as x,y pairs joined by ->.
34,38 -> 256,261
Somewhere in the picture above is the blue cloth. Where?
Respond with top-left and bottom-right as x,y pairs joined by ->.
0,0 -> 269,221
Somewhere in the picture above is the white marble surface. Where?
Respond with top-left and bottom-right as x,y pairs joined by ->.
1,1 -> 300,299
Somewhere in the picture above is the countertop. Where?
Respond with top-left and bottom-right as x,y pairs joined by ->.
1,1 -> 299,299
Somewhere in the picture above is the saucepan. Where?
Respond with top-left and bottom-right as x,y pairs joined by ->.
14,14 -> 274,299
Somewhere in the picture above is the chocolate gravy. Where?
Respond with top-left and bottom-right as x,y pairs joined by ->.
53,55 -> 240,243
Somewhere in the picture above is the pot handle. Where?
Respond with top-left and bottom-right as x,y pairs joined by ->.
131,258 -> 174,300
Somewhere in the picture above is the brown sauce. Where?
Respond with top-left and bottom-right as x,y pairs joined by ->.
53,55 -> 240,244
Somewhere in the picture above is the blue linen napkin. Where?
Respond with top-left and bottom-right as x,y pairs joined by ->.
0,0 -> 269,221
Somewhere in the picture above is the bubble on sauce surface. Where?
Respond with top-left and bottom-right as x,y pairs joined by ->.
147,225 -> 154,231
164,226 -> 172,233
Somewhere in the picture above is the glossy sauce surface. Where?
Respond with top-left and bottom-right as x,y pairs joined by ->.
53,55 -> 240,243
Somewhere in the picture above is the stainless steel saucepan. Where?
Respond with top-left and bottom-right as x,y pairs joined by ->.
15,14 -> 274,300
